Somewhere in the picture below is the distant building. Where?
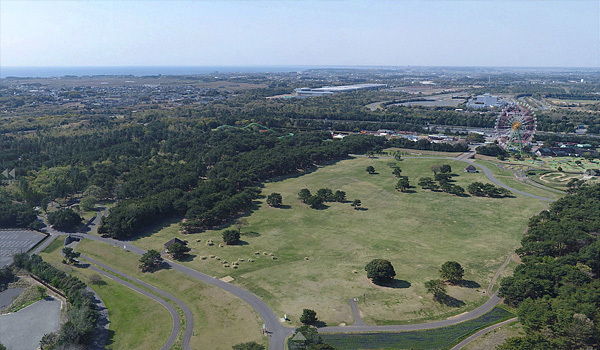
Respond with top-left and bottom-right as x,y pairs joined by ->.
164,238 -> 187,251
467,93 -> 504,108
465,165 -> 478,173
294,83 -> 387,97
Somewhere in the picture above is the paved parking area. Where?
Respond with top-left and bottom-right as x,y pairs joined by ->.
0,297 -> 62,350
0,230 -> 47,268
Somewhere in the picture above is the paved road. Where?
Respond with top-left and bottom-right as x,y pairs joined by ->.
32,155 -> 554,349
69,232 -> 293,349
348,298 -> 367,326
81,253 -> 194,350
450,317 -> 519,350
0,297 -> 62,350
83,261 -> 180,350
87,287 -> 110,350
319,292 -> 502,333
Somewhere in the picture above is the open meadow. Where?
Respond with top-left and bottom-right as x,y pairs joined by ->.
129,156 -> 549,326
39,239 -> 173,350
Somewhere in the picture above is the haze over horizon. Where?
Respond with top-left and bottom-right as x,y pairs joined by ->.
1,0 -> 599,69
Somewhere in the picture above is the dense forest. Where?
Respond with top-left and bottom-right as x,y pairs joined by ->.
498,184 -> 600,349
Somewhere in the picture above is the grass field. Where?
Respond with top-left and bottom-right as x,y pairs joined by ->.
129,157 -> 547,326
317,307 -> 515,350
39,238 -> 173,349
463,320 -> 523,350
75,239 -> 267,350
473,159 -> 560,199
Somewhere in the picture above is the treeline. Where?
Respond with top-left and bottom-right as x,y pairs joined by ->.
498,184 -> 600,350
13,253 -> 98,349
0,198 -> 39,228
388,138 -> 469,152
99,132 -> 387,238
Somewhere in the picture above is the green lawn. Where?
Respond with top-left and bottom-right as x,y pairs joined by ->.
75,239 -> 267,350
131,157 -> 547,326
317,307 -> 515,350
39,239 -> 172,349
473,159 -> 560,200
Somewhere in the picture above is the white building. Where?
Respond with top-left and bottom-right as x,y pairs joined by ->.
467,93 -> 504,108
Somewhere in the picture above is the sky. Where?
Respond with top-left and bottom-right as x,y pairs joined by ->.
1,0 -> 599,68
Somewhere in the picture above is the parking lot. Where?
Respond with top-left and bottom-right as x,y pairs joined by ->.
0,230 -> 47,268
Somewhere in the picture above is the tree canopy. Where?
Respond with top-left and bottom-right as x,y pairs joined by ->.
365,259 -> 396,285
498,184 -> 600,349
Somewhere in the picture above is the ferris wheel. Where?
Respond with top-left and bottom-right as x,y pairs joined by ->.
495,104 -> 536,152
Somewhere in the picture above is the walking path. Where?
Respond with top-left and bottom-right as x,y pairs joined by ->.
31,154 -> 561,349
84,260 -> 180,350
81,253 -> 194,350
348,298 -> 367,326
450,317 -> 519,350
87,287 -> 110,350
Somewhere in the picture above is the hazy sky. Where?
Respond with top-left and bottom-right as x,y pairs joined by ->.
1,0 -> 599,67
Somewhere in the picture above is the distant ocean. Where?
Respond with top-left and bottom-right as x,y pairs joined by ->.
0,66 -> 328,78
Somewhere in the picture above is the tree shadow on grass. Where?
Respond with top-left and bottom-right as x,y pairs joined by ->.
104,330 -> 116,348
458,280 -> 481,288
313,320 -> 328,328
276,204 -> 292,209
387,279 -> 411,289
439,294 -> 466,307
172,253 -> 197,262
241,231 -> 260,238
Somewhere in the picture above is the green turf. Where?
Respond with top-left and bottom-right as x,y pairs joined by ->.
76,239 -> 267,350
39,239 -> 173,349
317,307 -> 515,350
132,157 -> 547,326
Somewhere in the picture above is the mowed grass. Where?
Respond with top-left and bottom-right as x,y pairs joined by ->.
473,159 -> 560,199
75,239 -> 267,350
39,239 -> 172,349
317,307 -> 515,350
132,157 -> 547,326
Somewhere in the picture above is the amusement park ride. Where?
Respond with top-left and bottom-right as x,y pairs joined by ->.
495,104 -> 536,153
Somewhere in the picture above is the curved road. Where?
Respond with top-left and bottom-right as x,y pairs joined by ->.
34,155 -> 560,349
84,260 -> 181,350
450,317 -> 518,350
81,253 -> 194,350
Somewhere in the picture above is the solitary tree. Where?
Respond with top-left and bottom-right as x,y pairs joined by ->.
223,229 -> 241,245
440,164 -> 452,173
298,189 -> 312,203
316,188 -> 334,202
396,178 -> 410,192
300,309 -> 318,325
365,259 -> 396,285
306,195 -> 324,209
394,153 -> 402,161
139,250 -> 163,272
62,247 -> 80,264
440,261 -> 464,284
333,190 -> 346,202
168,242 -> 191,260
430,164 -> 442,175
392,167 -> 403,177
266,192 -> 283,207
425,279 -> 447,301
351,199 -> 362,210
366,166 -> 375,174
